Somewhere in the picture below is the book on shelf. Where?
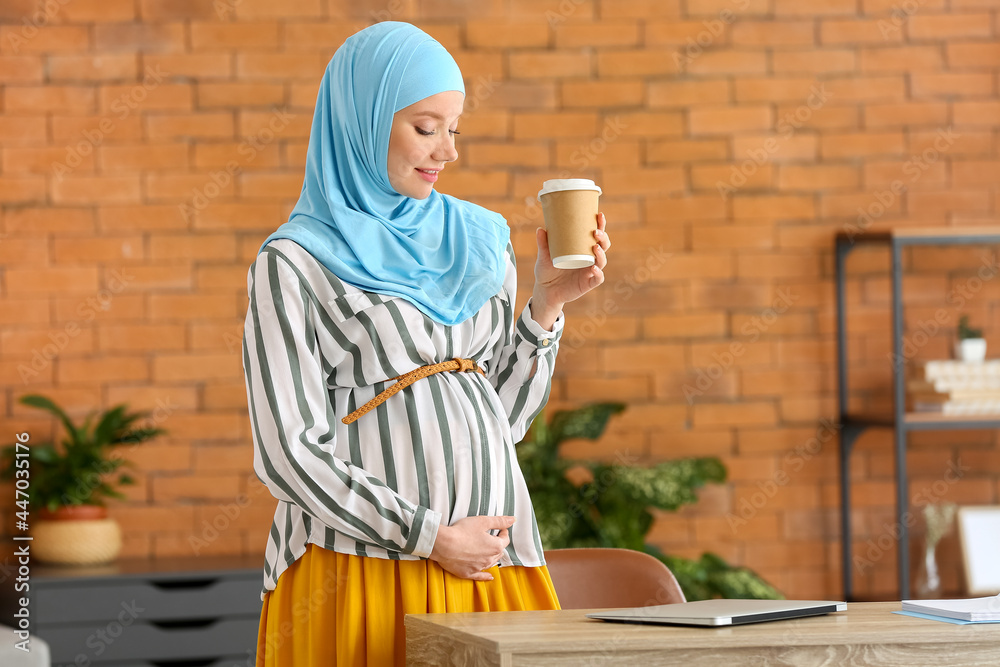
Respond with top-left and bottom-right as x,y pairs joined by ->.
922,360 -> 1000,380
909,362 -> 1000,415
901,595 -> 1000,623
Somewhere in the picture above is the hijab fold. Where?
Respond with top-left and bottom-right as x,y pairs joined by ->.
260,22 -> 510,326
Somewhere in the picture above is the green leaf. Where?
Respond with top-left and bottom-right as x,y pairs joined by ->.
21,394 -> 80,445
548,403 -> 625,445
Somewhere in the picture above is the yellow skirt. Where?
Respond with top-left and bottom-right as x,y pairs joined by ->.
256,544 -> 561,666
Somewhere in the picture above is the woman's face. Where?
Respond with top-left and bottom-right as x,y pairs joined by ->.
387,90 -> 464,199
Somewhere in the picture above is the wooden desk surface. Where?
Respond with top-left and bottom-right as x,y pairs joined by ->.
405,602 -> 1000,666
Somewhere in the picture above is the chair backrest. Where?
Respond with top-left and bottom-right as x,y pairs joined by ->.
544,548 -> 686,610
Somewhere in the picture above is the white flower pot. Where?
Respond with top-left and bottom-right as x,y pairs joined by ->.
956,338 -> 987,362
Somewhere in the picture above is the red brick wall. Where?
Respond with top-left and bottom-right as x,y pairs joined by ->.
2,0 -> 998,600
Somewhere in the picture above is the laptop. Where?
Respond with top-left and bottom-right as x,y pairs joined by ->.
586,599 -> 847,627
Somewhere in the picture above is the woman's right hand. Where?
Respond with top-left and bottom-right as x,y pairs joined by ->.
428,515 -> 514,581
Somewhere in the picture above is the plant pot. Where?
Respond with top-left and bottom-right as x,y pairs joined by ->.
956,338 -> 987,362
32,505 -> 122,566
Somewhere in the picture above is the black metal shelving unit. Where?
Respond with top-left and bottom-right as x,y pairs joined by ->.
836,226 -> 1000,601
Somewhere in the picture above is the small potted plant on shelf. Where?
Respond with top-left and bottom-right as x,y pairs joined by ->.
956,315 -> 986,363
0,394 -> 164,565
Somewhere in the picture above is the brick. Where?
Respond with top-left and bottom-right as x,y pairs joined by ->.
908,14 -> 993,39
99,205 -> 188,232
154,353 -> 242,381
192,202 -> 287,231
146,113 -> 234,140
465,142 -> 550,169
820,18 -> 904,45
907,190 -> 990,216
203,382 -> 249,409
0,238 -> 48,267
599,343 -> 685,374
3,147 -> 94,175
693,402 -> 778,427
864,160 -> 945,189
143,54 -> 234,79
644,20 -> 732,47
911,72 -> 993,98
52,176 -> 142,205
98,324 -> 187,352
238,173 -> 303,199
733,134 -> 819,162
952,160 -> 1000,188
686,50 -> 768,75
1,326 -> 93,358
53,236 -> 144,264
99,144 -> 189,171
57,357 -> 149,384
821,192 -> 903,219
5,207 -> 95,234
561,80 -> 644,108
149,294 -> 239,321
778,164 -> 860,191
232,0 -> 323,18
954,101 -> 1000,126
52,293 -> 145,324
691,226 -> 775,250
563,374 -> 651,402
597,50 -> 680,77
732,194 -> 815,220
116,265 -> 194,290
0,55 -> 43,82
0,25 -> 89,53
689,106 -> 772,135
48,54 -> 138,81
772,50 -> 856,74
776,105 -> 857,131
59,0 -> 135,21
553,21 -> 639,47
865,102 -> 949,128
649,80 -> 729,106
509,51 -> 591,79
147,173 -> 237,202
733,77 -> 819,103
644,312 -> 727,338
512,112 -> 597,139
820,132 -> 906,159
821,76 -> 907,102
440,170 -> 508,197
51,114 -> 143,143
602,167 -> 685,196
197,82 -> 284,108
466,21 -> 549,48
153,473 -> 242,502
150,234 -> 237,262
235,53 -> 327,80
195,266 -> 248,291
279,22 -> 361,52
98,83 -> 192,112
238,110 -> 309,140
691,163 -> 774,191
5,86 -> 95,112
947,42 -> 1000,69
645,195 -> 727,221
860,46 -> 943,73
0,116 -> 47,145
190,323 -> 243,352
647,139 -> 728,163
473,81 -> 556,110
95,23 -> 185,52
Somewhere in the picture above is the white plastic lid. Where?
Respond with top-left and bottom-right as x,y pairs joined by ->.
537,178 -> 602,200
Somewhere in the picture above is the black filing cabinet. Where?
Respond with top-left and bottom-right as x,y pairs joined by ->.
2,554 -> 262,667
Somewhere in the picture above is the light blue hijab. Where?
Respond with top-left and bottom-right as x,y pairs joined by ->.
260,22 -> 510,326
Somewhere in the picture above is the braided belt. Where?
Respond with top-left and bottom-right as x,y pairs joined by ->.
341,357 -> 485,425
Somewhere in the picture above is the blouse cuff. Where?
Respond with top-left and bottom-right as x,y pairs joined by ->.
407,506 -> 442,559
522,297 -> 564,350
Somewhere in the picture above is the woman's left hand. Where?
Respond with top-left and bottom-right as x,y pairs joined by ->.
530,212 -> 611,329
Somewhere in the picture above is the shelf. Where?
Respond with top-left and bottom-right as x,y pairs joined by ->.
904,412 -> 1000,429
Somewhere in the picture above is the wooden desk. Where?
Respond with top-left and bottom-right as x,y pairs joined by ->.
405,601 -> 1000,666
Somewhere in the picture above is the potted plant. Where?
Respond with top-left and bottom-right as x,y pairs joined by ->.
0,394 -> 164,565
517,402 -> 782,601
956,315 -> 986,362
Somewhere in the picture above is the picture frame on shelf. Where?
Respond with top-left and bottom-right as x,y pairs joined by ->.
957,505 -> 1000,596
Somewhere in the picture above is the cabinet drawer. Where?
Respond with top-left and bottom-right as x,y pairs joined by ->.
42,617 -> 259,664
37,575 -> 261,623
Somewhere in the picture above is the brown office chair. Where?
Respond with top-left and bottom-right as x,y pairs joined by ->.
544,547 -> 686,610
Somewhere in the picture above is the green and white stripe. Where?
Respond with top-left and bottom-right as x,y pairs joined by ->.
243,239 -> 562,600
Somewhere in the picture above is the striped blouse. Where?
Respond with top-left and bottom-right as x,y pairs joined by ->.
243,239 -> 563,599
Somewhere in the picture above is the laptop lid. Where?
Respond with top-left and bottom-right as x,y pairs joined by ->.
586,599 -> 847,627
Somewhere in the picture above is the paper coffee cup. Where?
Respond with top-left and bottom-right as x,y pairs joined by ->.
537,179 -> 602,269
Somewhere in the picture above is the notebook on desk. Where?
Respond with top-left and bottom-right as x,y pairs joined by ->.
586,599 -> 848,627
